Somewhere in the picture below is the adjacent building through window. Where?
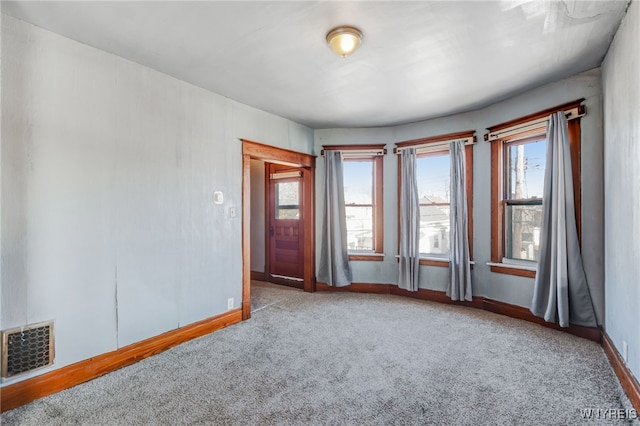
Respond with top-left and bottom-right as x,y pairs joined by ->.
395,131 -> 474,267
322,144 -> 385,261
486,100 -> 584,277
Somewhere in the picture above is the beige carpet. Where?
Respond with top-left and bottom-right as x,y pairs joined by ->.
2,282 -> 636,425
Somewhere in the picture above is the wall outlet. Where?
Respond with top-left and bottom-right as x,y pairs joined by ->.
622,340 -> 628,363
227,298 -> 234,310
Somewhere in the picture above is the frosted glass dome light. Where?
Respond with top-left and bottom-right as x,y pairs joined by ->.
326,26 -> 363,58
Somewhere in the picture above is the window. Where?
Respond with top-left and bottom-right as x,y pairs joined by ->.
488,100 -> 583,277
322,144 -> 385,261
275,180 -> 300,219
396,131 -> 474,267
503,137 -> 545,262
416,152 -> 451,257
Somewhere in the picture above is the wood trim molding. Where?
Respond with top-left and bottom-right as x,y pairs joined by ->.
0,309 -> 243,413
348,254 -> 384,261
250,270 -> 268,281
567,118 -> 582,242
481,299 -> 600,342
242,139 -> 315,168
321,143 -> 387,152
603,333 -> 640,412
302,165 -> 316,293
489,265 -> 536,278
315,282 -> 391,294
395,130 -> 475,148
485,99 -> 585,135
465,145 -> 474,260
419,259 -> 449,268
490,140 -> 503,264
390,286 -> 485,309
242,154 -> 252,320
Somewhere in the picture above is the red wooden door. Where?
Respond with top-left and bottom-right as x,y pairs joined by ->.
268,164 -> 304,285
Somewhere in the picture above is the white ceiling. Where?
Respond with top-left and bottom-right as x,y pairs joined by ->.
3,1 -> 629,129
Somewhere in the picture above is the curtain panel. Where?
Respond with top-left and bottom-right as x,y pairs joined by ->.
398,148 -> 420,291
530,112 -> 596,327
318,151 -> 352,287
448,140 -> 473,301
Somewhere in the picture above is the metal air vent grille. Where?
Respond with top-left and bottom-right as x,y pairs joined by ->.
1,321 -> 54,377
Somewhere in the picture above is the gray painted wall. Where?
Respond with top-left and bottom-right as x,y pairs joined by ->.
602,0 -> 640,382
250,159 -> 266,273
315,68 -> 605,323
0,16 -> 313,385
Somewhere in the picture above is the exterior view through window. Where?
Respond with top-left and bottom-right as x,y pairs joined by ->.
416,152 -> 450,256
275,181 -> 300,219
504,137 -> 546,262
343,160 -> 374,251
488,101 -> 583,276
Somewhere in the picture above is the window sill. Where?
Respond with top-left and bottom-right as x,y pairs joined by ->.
349,253 -> 384,262
487,262 -> 536,278
394,255 -> 475,269
419,257 -> 449,268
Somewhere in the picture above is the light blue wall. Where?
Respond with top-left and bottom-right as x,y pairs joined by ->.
602,0 -> 640,383
315,68 -> 604,322
0,15 -> 313,385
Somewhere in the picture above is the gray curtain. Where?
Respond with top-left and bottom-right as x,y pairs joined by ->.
530,112 -> 596,327
318,150 -> 352,287
398,148 -> 420,291
447,140 -> 472,301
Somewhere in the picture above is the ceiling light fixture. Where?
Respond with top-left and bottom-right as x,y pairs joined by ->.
326,26 -> 363,58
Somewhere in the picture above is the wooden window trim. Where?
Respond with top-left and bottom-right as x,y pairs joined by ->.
349,253 -> 384,262
488,100 -> 583,277
324,144 -> 385,259
395,132 -> 474,266
419,258 -> 450,268
395,130 -> 475,149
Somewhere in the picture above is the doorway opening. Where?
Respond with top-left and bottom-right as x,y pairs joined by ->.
241,140 -> 316,320
266,163 -> 305,289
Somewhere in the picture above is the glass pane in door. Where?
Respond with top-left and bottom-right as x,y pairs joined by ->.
276,181 -> 300,219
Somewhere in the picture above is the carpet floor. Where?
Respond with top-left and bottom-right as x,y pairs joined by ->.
1,281 -> 637,425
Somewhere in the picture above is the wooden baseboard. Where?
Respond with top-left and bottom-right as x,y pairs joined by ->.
1,283 -> 609,413
250,270 -> 267,281
390,286 -> 485,309
316,281 -> 600,342
0,308 -> 243,413
482,299 -> 602,342
603,333 -> 640,412
316,282 -> 391,294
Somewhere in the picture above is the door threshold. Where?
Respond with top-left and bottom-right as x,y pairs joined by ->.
268,274 -> 304,289
270,274 -> 303,282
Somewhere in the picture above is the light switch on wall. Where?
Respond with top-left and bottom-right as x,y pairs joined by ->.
229,207 -> 236,217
